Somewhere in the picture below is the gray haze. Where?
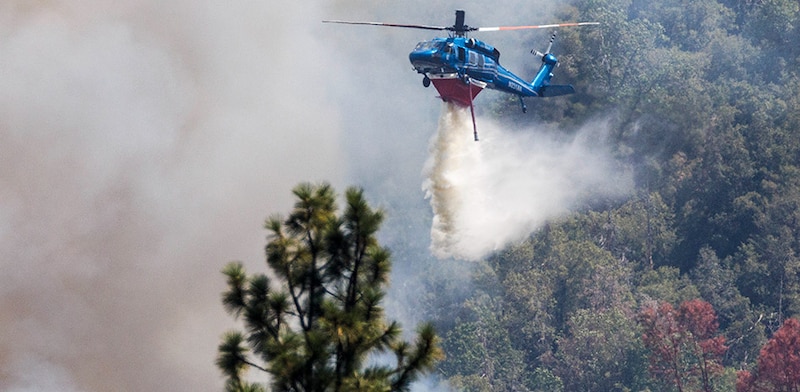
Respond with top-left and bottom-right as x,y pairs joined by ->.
0,1 -> 610,391
1,2 -> 342,391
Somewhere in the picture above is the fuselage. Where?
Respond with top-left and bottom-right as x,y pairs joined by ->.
409,37 -> 544,99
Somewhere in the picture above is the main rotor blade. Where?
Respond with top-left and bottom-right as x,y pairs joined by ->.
322,20 -> 447,31
477,22 -> 599,32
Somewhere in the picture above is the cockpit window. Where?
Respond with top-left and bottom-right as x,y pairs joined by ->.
413,41 -> 442,51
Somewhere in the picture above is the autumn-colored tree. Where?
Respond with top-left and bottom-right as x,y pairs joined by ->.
639,299 -> 727,391
640,301 -> 687,391
678,299 -> 729,391
737,318 -> 800,392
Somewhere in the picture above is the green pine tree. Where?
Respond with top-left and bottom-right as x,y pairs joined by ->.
216,183 -> 442,392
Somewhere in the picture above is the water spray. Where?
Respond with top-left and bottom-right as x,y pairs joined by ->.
422,103 -> 630,261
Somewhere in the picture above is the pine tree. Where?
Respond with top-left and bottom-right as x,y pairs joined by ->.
216,183 -> 442,392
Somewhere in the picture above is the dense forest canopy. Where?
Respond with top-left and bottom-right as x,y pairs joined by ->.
422,0 -> 800,390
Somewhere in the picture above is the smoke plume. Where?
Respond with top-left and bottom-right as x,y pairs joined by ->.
0,2 -> 343,391
423,103 -> 630,260
0,0 -> 605,391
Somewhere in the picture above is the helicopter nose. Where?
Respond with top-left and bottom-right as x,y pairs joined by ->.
409,50 -> 438,71
409,48 -> 435,60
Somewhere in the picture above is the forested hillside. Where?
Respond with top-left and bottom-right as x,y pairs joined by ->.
428,0 -> 800,390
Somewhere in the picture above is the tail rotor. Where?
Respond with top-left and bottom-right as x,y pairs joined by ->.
531,31 -> 557,60
529,31 -> 575,97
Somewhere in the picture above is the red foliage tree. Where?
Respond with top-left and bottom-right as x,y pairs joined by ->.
737,370 -> 755,392
737,318 -> 800,392
680,299 -> 728,391
640,301 -> 687,391
639,299 -> 727,392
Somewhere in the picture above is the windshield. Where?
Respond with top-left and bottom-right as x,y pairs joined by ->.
413,40 -> 444,52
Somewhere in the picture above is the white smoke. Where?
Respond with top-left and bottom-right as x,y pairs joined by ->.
423,103 -> 630,260
0,2 -> 344,391
4,355 -> 84,392
0,1 -> 609,391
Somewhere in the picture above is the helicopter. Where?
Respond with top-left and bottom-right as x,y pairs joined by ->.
324,10 -> 598,140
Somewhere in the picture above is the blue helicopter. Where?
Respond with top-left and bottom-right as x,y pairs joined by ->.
324,10 -> 598,140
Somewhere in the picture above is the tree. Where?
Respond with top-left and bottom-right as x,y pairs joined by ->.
216,183 -> 442,392
690,247 -> 765,366
550,308 -> 651,392
737,318 -> 800,392
637,266 -> 701,306
639,299 -> 728,391
439,293 -> 535,392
